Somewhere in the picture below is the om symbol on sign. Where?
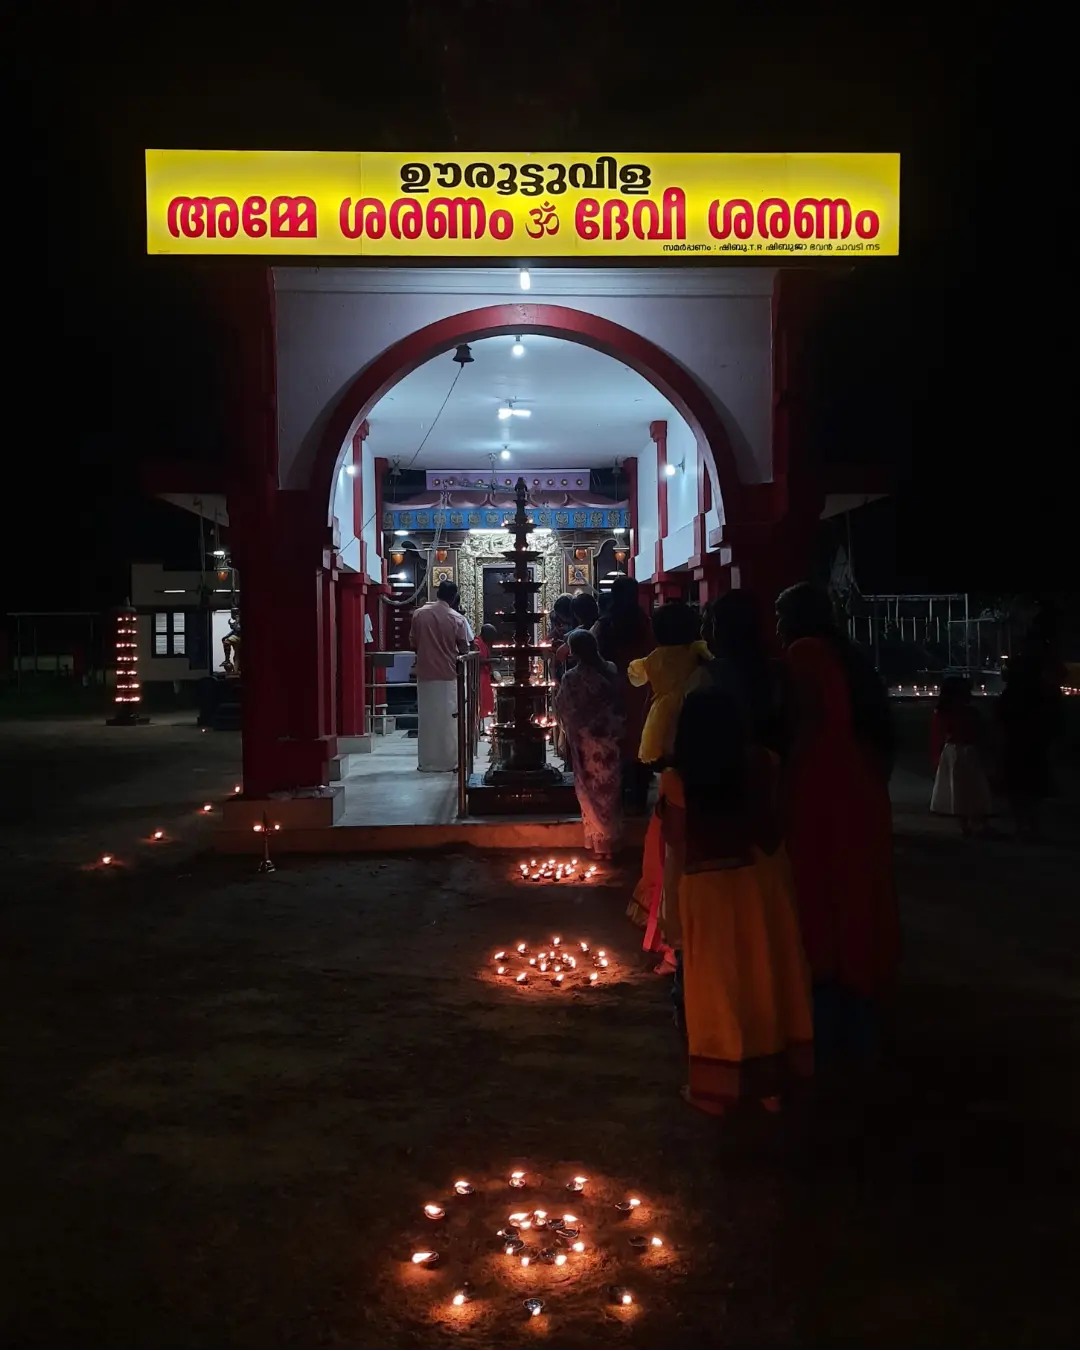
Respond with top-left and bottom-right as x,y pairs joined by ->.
525,201 -> 560,238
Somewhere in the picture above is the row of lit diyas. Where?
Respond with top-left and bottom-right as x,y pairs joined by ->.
492,937 -> 610,988
411,1173 -> 663,1321
519,857 -> 598,883
94,785 -> 273,868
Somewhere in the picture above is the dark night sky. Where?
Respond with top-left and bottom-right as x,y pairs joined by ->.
15,4 -> 1032,614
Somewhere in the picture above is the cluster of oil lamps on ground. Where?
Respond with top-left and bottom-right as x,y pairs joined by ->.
409,1172 -> 665,1322
93,784 -> 261,869
491,936 -> 611,989
517,857 -> 599,883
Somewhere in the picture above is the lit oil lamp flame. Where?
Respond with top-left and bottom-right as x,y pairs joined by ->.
589,973 -> 598,984
516,943 -> 527,953
524,1298 -> 544,1317
572,1240 -> 585,1253
411,1250 -> 438,1265
152,830 -> 164,841
562,1213 -> 578,1225
453,1179 -> 474,1195
520,1254 -> 530,1267
253,823 -> 264,832
510,1170 -> 526,1187
494,950 -> 507,960
567,1175 -> 587,1192
496,966 -> 507,976
515,973 -> 527,984
509,1211 -> 529,1222
100,854 -> 113,865
552,936 -> 561,946
598,950 -> 607,958
554,1253 -> 567,1266
622,1292 -> 633,1305
651,1236 -> 663,1247
580,941 -> 589,952
202,803 -> 213,813
452,1291 -> 467,1306
554,974 -> 564,985
423,1203 -> 444,1219
599,959 -> 609,968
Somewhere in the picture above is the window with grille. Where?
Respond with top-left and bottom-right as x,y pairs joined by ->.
153,611 -> 187,657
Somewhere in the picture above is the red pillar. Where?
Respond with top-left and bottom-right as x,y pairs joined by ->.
623,455 -> 638,579
338,574 -> 368,735
321,556 -> 338,740
650,420 -> 670,602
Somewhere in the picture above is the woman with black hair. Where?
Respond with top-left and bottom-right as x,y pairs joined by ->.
668,688 -> 813,1114
594,575 -> 654,812
554,629 -> 624,859
774,582 -> 899,1062
699,590 -> 785,753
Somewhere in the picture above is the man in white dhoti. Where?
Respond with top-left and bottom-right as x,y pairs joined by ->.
409,580 -> 471,771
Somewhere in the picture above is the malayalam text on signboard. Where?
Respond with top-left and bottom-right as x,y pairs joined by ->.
145,151 -> 900,257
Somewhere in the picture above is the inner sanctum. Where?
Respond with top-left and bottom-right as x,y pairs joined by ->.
346,332 -> 690,824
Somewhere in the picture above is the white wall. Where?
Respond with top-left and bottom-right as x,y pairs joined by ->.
362,447 -> 381,579
272,269 -> 776,527
633,438 -> 658,581
661,416 -> 699,573
332,465 -> 362,572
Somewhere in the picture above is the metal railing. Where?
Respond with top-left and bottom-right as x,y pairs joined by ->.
455,650 -> 481,817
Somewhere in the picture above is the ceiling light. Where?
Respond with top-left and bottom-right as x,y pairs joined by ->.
613,527 -> 627,534
500,449 -> 511,460
344,464 -> 358,476
512,337 -> 525,357
498,403 -> 531,419
519,269 -> 531,290
664,462 -> 677,477
394,530 -> 410,536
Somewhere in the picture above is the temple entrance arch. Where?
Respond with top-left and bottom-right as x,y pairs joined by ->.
312,303 -> 744,538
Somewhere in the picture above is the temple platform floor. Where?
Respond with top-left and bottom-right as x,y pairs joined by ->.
218,728 -> 649,854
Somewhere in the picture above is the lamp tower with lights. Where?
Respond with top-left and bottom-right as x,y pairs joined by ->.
106,601 -> 150,725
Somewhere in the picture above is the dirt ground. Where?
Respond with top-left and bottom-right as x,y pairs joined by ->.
1,715 -> 1077,1348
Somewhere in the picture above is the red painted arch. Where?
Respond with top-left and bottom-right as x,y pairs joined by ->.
312,303 -> 743,528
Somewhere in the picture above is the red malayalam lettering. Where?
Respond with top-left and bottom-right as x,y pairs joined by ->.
166,195 -> 317,240
338,196 -> 515,241
708,196 -> 880,242
574,188 -> 686,241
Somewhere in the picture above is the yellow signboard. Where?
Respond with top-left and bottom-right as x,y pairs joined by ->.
145,151 -> 899,258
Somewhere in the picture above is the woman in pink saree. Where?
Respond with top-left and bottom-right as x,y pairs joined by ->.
554,630 -> 624,858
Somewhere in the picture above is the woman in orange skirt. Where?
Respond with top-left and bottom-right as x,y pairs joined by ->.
671,689 -> 813,1113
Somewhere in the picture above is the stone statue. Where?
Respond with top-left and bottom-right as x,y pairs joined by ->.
222,608 -> 241,677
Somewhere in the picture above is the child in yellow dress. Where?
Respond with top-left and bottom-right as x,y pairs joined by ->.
627,602 -> 712,764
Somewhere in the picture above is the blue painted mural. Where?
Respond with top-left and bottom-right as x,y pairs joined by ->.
383,506 -> 630,532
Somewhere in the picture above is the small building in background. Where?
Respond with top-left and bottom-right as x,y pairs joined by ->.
129,561 -> 238,703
